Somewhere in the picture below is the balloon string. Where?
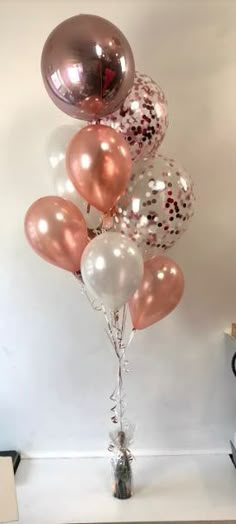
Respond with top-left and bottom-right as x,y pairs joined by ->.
102,305 -> 135,429
74,271 -> 102,311
113,310 -> 124,431
121,304 -> 128,339
118,356 -> 123,431
103,307 -> 122,425
74,272 -> 135,428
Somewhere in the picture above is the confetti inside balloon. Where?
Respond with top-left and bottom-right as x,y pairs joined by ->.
113,154 -> 195,259
41,14 -> 135,120
97,72 -> 168,161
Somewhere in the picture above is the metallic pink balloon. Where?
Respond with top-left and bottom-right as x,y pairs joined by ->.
66,124 -> 132,213
24,196 -> 88,272
41,14 -> 135,120
98,71 -> 168,161
129,255 -> 184,330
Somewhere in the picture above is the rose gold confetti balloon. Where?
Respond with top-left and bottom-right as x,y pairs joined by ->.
129,255 -> 184,330
41,15 -> 135,120
66,125 -> 132,213
97,72 -> 168,161
113,154 -> 195,259
24,196 -> 88,272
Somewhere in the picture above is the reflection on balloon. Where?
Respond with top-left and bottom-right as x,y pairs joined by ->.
47,125 -> 102,229
98,71 -> 168,161
41,14 -> 135,120
129,255 -> 184,330
81,232 -> 144,311
24,196 -> 88,272
66,125 -> 132,213
113,154 -> 195,259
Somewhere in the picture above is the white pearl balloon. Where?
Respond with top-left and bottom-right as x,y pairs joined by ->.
46,125 -> 102,230
47,125 -> 79,171
81,232 -> 144,311
54,163 -> 102,230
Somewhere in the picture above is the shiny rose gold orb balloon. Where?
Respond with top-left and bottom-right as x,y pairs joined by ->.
41,14 -> 135,120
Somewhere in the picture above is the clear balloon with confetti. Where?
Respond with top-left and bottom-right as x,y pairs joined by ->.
113,154 -> 195,259
94,71 -> 168,162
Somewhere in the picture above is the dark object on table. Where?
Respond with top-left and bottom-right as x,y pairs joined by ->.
0,451 -> 21,474
231,352 -> 236,378
229,440 -> 236,468
112,431 -> 132,499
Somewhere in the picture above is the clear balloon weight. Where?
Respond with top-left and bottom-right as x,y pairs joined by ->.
113,154 -> 195,259
46,125 -> 102,230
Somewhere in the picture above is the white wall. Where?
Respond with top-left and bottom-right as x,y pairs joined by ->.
1,0 -> 236,457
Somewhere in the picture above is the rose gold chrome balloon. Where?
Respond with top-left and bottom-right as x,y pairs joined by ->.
129,255 -> 184,330
24,196 -> 88,272
66,125 -> 132,213
41,14 -> 135,120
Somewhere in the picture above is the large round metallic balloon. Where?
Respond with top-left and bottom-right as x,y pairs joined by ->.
41,14 -> 135,120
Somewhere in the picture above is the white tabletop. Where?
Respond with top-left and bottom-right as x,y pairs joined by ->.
15,454 -> 236,524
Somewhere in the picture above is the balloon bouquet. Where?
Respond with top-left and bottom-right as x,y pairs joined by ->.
24,15 -> 195,498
